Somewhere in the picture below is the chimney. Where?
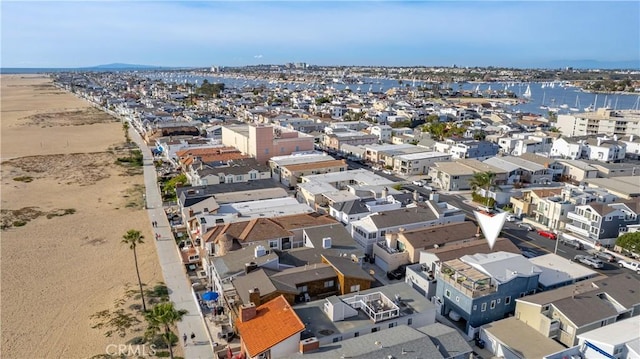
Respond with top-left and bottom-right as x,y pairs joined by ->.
381,187 -> 388,199
413,190 -> 420,202
189,208 -> 194,217
299,337 -> 320,354
613,134 -> 618,141
630,135 -> 635,142
245,262 -> 258,274
597,138 -> 602,146
248,287 -> 261,306
239,302 -> 257,322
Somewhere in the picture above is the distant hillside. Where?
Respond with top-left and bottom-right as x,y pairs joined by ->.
545,59 -> 640,70
85,63 -> 166,70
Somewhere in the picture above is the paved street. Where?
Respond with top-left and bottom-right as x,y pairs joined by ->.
439,192 -> 633,278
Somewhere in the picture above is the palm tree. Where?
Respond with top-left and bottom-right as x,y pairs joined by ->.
469,171 -> 497,207
145,302 -> 188,359
122,121 -> 130,143
122,229 -> 147,312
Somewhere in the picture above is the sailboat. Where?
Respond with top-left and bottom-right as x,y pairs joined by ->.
539,92 -> 548,110
570,96 -> 580,112
584,94 -> 597,112
523,84 -> 532,99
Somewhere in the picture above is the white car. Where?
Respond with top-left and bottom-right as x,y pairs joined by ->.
412,180 -> 424,187
506,214 -> 517,222
382,169 -> 393,175
618,259 -> 640,274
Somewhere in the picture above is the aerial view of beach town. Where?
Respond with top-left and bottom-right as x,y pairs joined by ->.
1,1 -> 639,359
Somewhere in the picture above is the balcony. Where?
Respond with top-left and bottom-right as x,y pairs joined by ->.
567,212 -> 590,224
565,223 -> 590,237
439,260 -> 496,298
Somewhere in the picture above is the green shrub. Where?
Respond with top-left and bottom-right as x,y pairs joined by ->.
13,220 -> 27,227
13,176 -> 33,183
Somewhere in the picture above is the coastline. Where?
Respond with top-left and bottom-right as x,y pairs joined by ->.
1,74 -> 162,358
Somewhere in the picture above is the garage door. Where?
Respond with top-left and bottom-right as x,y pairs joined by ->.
375,256 -> 389,272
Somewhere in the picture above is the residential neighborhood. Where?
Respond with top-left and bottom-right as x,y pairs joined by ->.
53,69 -> 640,359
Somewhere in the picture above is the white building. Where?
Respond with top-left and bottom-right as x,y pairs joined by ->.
369,124 -> 393,143
557,108 -> 640,137
577,318 -> 640,359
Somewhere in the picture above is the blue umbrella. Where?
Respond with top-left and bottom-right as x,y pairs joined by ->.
202,291 -> 218,301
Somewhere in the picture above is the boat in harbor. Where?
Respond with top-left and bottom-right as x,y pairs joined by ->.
570,96 -> 580,112
523,84 -> 532,99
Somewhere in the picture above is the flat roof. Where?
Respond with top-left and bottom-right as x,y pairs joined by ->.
293,282 -> 435,339
396,151 -> 452,161
483,317 -> 566,358
217,197 -> 314,218
584,176 -> 640,198
529,253 -> 599,287
284,159 -> 347,172
431,161 -> 475,176
301,169 -> 395,186
577,317 -> 640,346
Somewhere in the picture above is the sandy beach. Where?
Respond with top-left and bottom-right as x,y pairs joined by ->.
1,75 -> 162,358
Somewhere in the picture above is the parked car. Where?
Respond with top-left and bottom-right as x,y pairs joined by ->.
475,205 -> 496,214
382,169 -> 393,175
386,265 -> 407,280
573,255 -> 604,269
518,223 -> 534,231
593,251 -> 616,263
412,180 -> 425,187
506,214 -> 518,222
536,230 -> 557,240
618,259 -> 640,274
561,239 -> 584,250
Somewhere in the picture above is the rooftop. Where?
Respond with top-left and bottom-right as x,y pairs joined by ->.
294,282 -> 435,340
577,317 -> 640,346
483,317 -> 565,359
235,295 -> 306,358
528,253 -> 599,288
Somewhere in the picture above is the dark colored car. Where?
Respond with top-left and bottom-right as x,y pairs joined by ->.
561,239 -> 584,250
386,265 -> 407,280
536,230 -> 557,240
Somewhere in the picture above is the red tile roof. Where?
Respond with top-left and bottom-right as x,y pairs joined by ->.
236,295 -> 305,357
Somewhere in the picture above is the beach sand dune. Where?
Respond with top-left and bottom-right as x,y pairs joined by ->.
1,75 -> 162,358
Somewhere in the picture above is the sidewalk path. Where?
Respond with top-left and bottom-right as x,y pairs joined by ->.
130,126 -> 214,359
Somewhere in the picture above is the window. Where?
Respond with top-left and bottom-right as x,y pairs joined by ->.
490,300 -> 496,309
264,148 -> 269,154
520,292 -> 526,298
481,303 -> 487,312
350,284 -> 360,292
332,337 -> 342,343
371,327 -> 379,333
407,318 -> 412,325
324,280 -> 334,288
269,240 -> 278,248
445,289 -> 451,298
297,285 -> 308,294
505,296 -> 511,305
473,305 -> 477,311
250,172 -> 257,180
236,175 -> 243,181
388,322 -> 395,328
354,332 -> 359,338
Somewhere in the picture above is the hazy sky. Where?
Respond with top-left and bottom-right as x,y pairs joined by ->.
2,1 -> 639,68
